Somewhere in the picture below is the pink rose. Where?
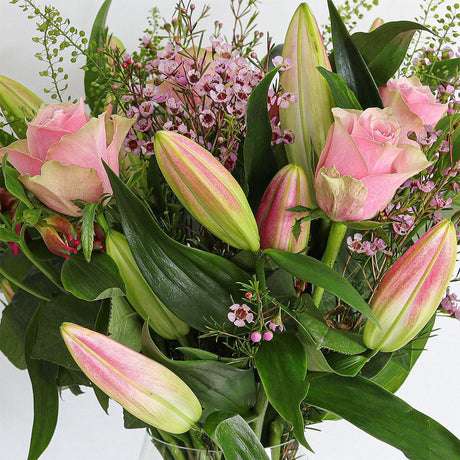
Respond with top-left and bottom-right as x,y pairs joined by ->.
380,76 -> 448,144
314,107 -> 431,222
0,100 -> 133,216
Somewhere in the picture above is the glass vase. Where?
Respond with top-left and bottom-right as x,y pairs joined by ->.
138,431 -> 309,460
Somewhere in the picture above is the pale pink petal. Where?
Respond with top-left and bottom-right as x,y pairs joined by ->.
0,140 -> 43,176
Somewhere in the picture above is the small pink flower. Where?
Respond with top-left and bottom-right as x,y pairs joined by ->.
251,331 -> 262,342
227,303 -> 254,327
199,110 -> 216,129
263,331 -> 274,341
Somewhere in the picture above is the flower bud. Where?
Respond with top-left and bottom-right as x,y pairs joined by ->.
154,131 -> 260,252
363,220 -> 457,352
0,76 -> 43,138
105,230 -> 189,339
256,164 -> 311,252
36,215 -> 80,258
279,3 -> 334,197
61,322 -> 202,433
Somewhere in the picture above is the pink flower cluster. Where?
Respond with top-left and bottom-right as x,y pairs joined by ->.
346,233 -> 391,257
440,288 -> 460,320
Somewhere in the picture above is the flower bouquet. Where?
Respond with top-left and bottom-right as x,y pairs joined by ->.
0,0 -> 459,459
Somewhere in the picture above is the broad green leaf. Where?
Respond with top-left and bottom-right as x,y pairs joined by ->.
80,203 -> 97,262
305,373 -> 460,460
317,67 -> 362,110
56,366 -> 91,388
255,333 -> 311,450
205,414 -> 269,460
61,252 -> 125,301
142,324 -> 257,414
108,296 -> 142,351
84,0 -> 112,114
265,268 -> 296,304
32,295 -> 101,368
427,58 -> 460,85
265,249 -> 379,325
328,0 -> 383,109
243,66 -> 280,210
106,165 -> 250,332
351,21 -> 431,86
176,347 -> 219,361
25,304 -> 59,460
2,155 -> 33,208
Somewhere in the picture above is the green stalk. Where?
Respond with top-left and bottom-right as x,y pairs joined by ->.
268,418 -> 284,460
254,251 -> 267,294
250,384 -> 269,440
312,221 -> 347,306
157,430 -> 188,460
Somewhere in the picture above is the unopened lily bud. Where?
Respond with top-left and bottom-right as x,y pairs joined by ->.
256,164 -> 311,252
36,215 -> 80,258
105,230 -> 189,339
369,18 -> 384,31
363,219 -> 457,352
154,131 -> 260,252
280,3 -> 334,197
0,76 -> 43,138
61,323 -> 202,433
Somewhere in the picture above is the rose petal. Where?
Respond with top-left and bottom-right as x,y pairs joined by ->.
0,139 -> 43,176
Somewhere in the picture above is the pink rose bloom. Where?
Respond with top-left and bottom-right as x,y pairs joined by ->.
380,76 -> 448,144
314,107 -> 431,222
0,100 -> 133,216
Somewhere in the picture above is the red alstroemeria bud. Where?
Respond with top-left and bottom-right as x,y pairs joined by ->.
36,215 -> 80,258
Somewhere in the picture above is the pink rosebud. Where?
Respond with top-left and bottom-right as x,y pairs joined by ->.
380,76 -> 448,144
314,107 -> 431,222
256,164 -> 311,252
251,331 -> 262,342
363,219 -> 457,352
0,100 -> 133,216
154,131 -> 260,252
61,323 -> 202,433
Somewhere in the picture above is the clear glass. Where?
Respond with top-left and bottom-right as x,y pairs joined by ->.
139,431 -> 309,460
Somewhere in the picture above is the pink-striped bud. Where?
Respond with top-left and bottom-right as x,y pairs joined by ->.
36,215 -> 80,258
256,164 -> 311,252
154,131 -> 260,252
61,323 -> 202,433
363,220 -> 457,352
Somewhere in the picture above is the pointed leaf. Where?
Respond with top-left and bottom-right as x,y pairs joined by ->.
317,67 -> 362,110
305,373 -> 460,460
105,164 -> 250,332
108,296 -> 142,351
2,154 -> 33,208
80,203 -> 97,262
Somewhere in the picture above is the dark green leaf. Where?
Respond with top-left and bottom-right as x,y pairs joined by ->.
123,409 -> 150,429
61,252 -> 125,301
305,373 -> 460,460
25,305 -> 59,460
243,67 -> 280,210
262,43 -> 284,72
265,268 -> 296,304
142,325 -> 257,414
344,220 -> 390,230
255,333 -> 311,450
93,384 -> 110,415
2,154 -> 33,208
328,0 -> 383,108
106,165 -> 250,332
265,249 -> 379,325
317,67 -> 362,109
80,203 -> 97,262
351,21 -> 431,86
427,58 -> 460,85
108,296 -> 142,351
56,366 -> 91,388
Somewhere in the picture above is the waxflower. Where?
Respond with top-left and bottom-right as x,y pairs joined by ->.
314,107 -> 431,222
0,100 -> 133,216
363,219 -> 457,352
280,3 -> 334,195
256,164 -> 311,252
154,130 -> 260,252
228,303 -> 254,327
380,76 -> 448,144
61,322 -> 202,433
105,230 -> 189,339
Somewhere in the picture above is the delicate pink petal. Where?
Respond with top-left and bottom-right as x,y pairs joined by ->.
0,140 -> 43,176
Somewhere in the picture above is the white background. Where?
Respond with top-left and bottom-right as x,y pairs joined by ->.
0,0 -> 459,459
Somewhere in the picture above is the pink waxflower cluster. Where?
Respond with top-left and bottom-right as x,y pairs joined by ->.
346,233 -> 391,257
440,288 -> 460,320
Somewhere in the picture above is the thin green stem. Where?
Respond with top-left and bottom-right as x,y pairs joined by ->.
312,221 -> 347,307
268,418 -> 284,460
254,251 -> 267,294
156,430 -> 188,460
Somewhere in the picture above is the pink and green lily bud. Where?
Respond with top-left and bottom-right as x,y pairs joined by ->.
154,131 -> 260,252
280,3 -> 334,197
256,164 -> 311,252
36,215 -> 80,259
105,230 -> 189,339
369,18 -> 384,31
0,76 -> 43,139
363,219 -> 457,352
61,322 -> 202,433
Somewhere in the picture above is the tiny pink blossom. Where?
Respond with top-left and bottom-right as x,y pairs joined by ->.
251,331 -> 262,342
227,303 -> 254,327
263,331 -> 274,341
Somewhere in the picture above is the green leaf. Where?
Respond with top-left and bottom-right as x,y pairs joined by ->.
142,325 -> 257,414
25,304 -> 59,460
351,21 -> 431,86
205,414 -> 269,460
255,333 -> 311,450
80,203 -> 97,262
106,165 -> 250,332
265,268 -> 296,304
305,373 -> 460,460
344,220 -> 390,230
328,0 -> 383,109
108,296 -> 142,351
84,0 -> 112,114
61,252 -> 125,301
426,58 -> 460,85
317,67 -> 362,110
243,66 -> 280,210
265,249 -> 379,326
2,154 -> 33,208
262,43 -> 284,72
